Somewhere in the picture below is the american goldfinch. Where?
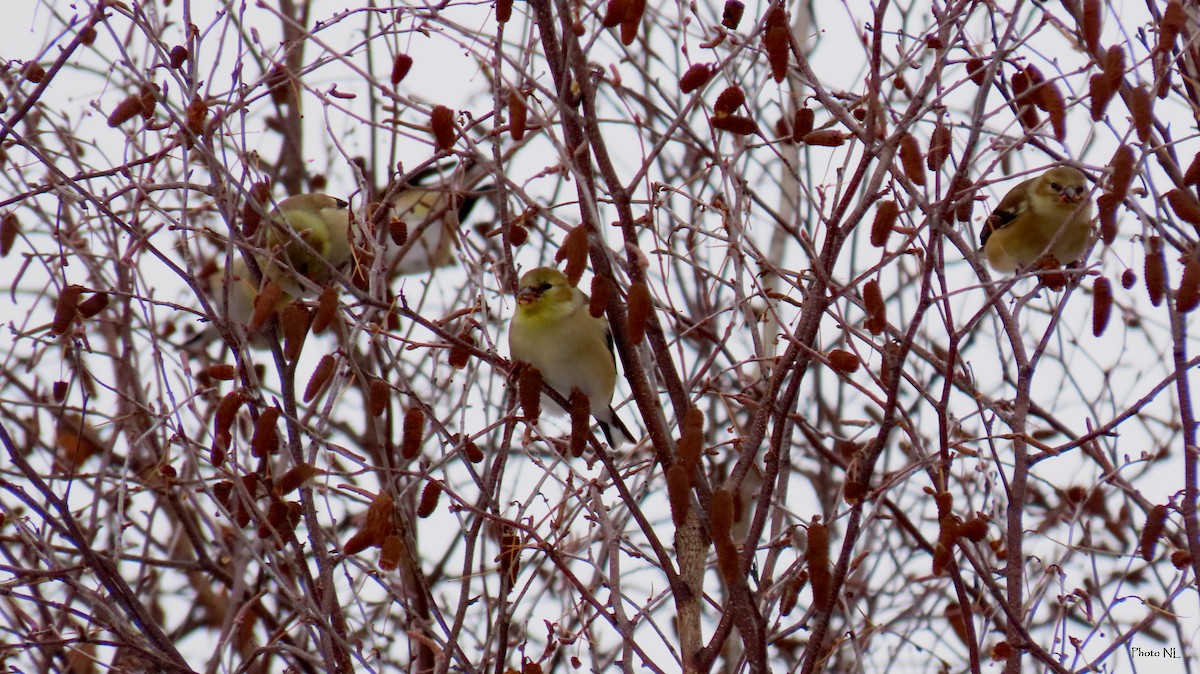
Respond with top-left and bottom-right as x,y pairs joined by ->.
378,168 -> 486,277
263,194 -> 353,296
189,257 -> 294,349
508,267 -> 635,447
981,165 -> 1093,272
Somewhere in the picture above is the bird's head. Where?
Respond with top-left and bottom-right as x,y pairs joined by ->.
516,267 -> 575,315
1039,166 -> 1088,205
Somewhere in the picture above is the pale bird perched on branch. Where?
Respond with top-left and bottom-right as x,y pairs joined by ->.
191,257 -> 294,349
508,267 -> 635,447
263,193 -> 354,297
980,165 -> 1093,273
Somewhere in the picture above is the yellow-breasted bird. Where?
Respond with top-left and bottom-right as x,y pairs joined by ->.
508,267 -> 635,447
263,194 -> 353,296
980,165 -> 1093,273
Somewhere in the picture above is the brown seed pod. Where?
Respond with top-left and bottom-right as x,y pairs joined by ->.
764,5 -> 790,83
1121,268 -> 1136,289
679,63 -> 713,94
807,518 -> 832,612
678,406 -> 704,468
509,223 -> 529,246
52,380 -> 68,402
1,211 -> 19,257
497,525 -> 521,588
926,124 -> 952,172
214,390 -> 245,443
965,57 -> 987,86
1039,81 -> 1066,141
897,134 -> 926,185
464,439 -> 484,463
207,363 -> 236,381
1081,0 -> 1102,52
1171,549 -> 1192,569
666,464 -> 691,526
1176,256 -> 1200,313
792,107 -> 814,141
518,366 -> 543,422
711,489 -> 734,541
1158,2 -> 1186,52
870,200 -> 900,248
107,95 -> 145,127
1108,145 -> 1135,201
496,0 -> 513,22
312,286 -> 338,334
711,114 -> 757,135
1145,236 -> 1166,307
589,275 -> 611,318
250,406 -> 281,458
557,225 -> 589,286
863,279 -> 886,335
713,86 -> 745,117
401,407 -> 426,459
303,354 -> 336,403
343,530 -> 373,555
1166,189 -> 1200,227
619,0 -> 646,45
77,291 -> 109,319
281,302 -> 312,361
1184,152 -> 1200,186
242,182 -> 270,238
185,95 -> 208,135
958,517 -> 988,542
378,534 -> 403,571
170,45 -> 189,69
1010,70 -> 1031,101
78,25 -> 96,45
52,285 -> 84,336
602,0 -> 631,26
1129,85 -> 1153,143
508,89 -> 527,141
715,538 -> 740,584
417,481 -> 443,518
1103,45 -> 1126,85
448,329 -> 475,369
249,280 -> 283,333
780,571 -> 807,616
431,105 -> 456,151
368,378 -> 389,417
802,129 -> 845,146
626,281 -> 651,344
1138,504 -> 1167,561
1097,193 -> 1120,245
391,54 -> 413,86
1092,276 -> 1113,337
1152,50 -> 1172,98
1088,74 -> 1116,121
827,349 -> 860,374
722,0 -> 744,29
277,462 -> 318,495
568,389 -> 590,457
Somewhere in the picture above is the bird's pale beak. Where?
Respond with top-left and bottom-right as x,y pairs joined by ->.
1060,187 -> 1084,204
516,288 -> 538,305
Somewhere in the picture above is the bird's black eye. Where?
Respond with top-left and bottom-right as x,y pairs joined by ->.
1050,182 -> 1062,191
538,282 -> 553,291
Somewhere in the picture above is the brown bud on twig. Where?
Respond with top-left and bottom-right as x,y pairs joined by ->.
678,406 -> 704,468
712,115 -> 757,135
52,381 -> 68,402
1138,504 -> 1167,561
378,534 -> 403,571
1121,268 -> 1136,289
927,124 -> 952,172
1081,0 -> 1102,52
281,302 -> 311,361
508,89 -> 527,141
1145,236 -> 1166,307
303,354 -> 336,403
1176,257 -> 1200,313
619,0 -> 646,45
711,489 -> 734,542
1185,153 -> 1200,186
401,407 -> 426,459
1092,277 -> 1113,337
792,108 -> 814,141
1,212 -> 18,257
807,518 -> 832,612
448,329 -> 475,369
1129,85 -> 1153,143
497,526 -> 521,588
1158,2 -> 1186,52
1166,189 -> 1200,228
1108,145 -> 1135,201
713,86 -> 745,117
277,462 -> 318,495
602,0 -> 631,27
417,481 -> 442,518
1038,80 -> 1066,141
802,129 -> 844,146
170,45 -> 189,69
368,378 -> 389,417
214,390 -> 245,444
897,134 -> 925,186
568,389 -> 589,457
52,285 -> 84,335
626,281 -> 651,344
827,349 -> 860,373
431,105 -> 456,151
242,182 -> 270,238
185,95 -> 208,135
870,200 -> 899,248
496,0 -> 513,22
589,275 -> 611,318
863,279 -> 886,335
679,64 -> 713,94
666,464 -> 691,526
1097,193 -> 1119,245
1089,74 -> 1116,121
958,517 -> 988,542
78,292 -> 109,319
391,54 -> 413,86
721,0 -> 744,29
518,366 -> 542,422
464,438 -> 484,463
107,95 -> 145,127
249,406 -> 280,458
313,286 -> 338,334
763,5 -> 790,83
965,57 -> 986,86
249,280 -> 283,333
557,225 -> 589,286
